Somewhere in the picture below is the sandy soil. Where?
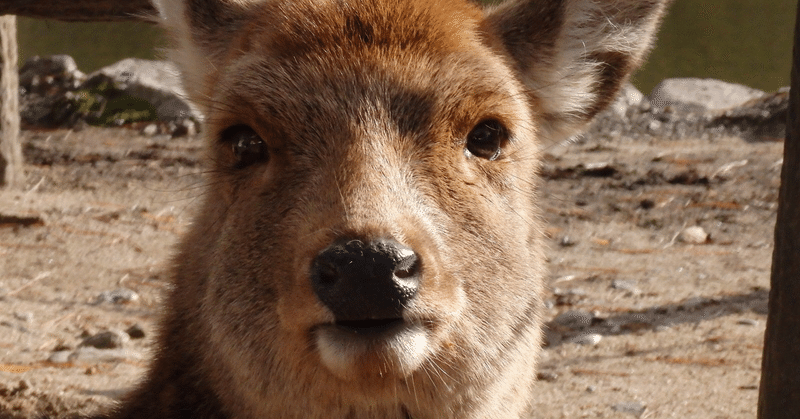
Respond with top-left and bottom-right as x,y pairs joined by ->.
0,126 -> 782,418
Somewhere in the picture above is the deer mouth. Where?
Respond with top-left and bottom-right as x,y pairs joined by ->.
314,320 -> 432,380
334,318 -> 405,335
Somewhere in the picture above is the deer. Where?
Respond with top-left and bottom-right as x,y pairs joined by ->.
93,0 -> 668,418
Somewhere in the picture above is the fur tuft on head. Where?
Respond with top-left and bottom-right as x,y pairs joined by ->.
486,0 -> 669,143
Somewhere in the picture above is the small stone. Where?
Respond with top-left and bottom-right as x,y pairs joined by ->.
95,288 -> 140,305
125,324 -> 146,339
681,296 -> 707,310
737,319 -> 759,327
68,347 -> 145,363
80,330 -> 129,349
611,401 -> 647,417
536,371 -> 558,382
171,119 -> 197,137
552,310 -> 593,329
571,333 -> 602,346
559,236 -> 577,247
678,226 -> 709,244
611,279 -> 642,296
47,350 -> 72,364
141,123 -> 159,137
586,385 -> 597,393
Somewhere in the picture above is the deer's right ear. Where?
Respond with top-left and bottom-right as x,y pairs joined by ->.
484,0 -> 669,144
151,0 -> 262,105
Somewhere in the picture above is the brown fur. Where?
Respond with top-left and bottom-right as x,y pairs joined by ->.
95,1 -> 667,418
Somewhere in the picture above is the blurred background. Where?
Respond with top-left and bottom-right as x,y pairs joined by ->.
15,0 -> 796,94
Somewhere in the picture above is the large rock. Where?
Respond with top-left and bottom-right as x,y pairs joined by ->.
650,78 -> 766,113
608,82 -> 645,118
708,87 -> 789,141
19,55 -> 84,92
19,55 -> 87,126
85,58 -> 200,122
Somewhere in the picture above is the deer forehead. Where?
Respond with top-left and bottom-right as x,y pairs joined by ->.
198,5 -> 534,156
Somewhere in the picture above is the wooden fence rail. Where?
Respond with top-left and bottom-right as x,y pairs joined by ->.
0,1 -> 155,22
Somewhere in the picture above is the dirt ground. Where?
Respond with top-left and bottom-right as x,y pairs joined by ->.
0,126 -> 782,418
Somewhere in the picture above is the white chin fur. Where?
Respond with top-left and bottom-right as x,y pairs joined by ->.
316,324 -> 431,380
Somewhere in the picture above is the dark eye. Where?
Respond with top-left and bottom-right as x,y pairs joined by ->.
466,119 -> 507,161
221,125 -> 269,168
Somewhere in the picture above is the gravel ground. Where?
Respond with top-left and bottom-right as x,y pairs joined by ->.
0,126 -> 781,418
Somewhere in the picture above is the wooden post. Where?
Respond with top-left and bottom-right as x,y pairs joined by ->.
757,2 -> 800,417
0,15 -> 20,188
0,1 -> 156,22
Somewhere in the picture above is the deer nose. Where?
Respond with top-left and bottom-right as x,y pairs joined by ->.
310,238 -> 421,322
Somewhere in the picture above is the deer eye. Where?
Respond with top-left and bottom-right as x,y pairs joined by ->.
222,125 -> 269,168
466,119 -> 507,161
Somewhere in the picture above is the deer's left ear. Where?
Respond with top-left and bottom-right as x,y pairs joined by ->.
484,0 -> 669,143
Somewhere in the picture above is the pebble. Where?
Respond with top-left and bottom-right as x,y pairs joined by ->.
95,288 -> 140,305
68,347 -> 145,363
611,401 -> 647,417
552,310 -> 594,329
80,329 -> 129,349
171,119 -> 197,137
678,226 -> 709,244
681,296 -> 707,310
559,236 -> 577,247
126,324 -> 146,339
47,350 -> 72,364
141,123 -> 159,136
536,371 -> 559,382
571,333 -> 602,346
737,318 -> 759,326
611,279 -> 642,296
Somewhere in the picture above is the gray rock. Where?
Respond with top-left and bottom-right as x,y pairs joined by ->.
125,324 -> 146,339
611,279 -> 642,296
678,226 -> 709,244
19,55 -> 88,127
68,347 -> 145,363
141,123 -> 159,137
79,329 -> 130,349
650,78 -> 765,113
681,296 -> 707,311
611,401 -> 647,417
571,333 -> 602,346
19,55 -> 83,91
708,89 -> 788,141
609,83 -> 645,117
95,288 -> 140,305
47,350 -> 72,364
171,118 -> 198,137
85,58 -> 200,122
552,310 -> 594,329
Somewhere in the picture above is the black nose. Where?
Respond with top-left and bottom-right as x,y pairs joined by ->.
310,238 -> 421,322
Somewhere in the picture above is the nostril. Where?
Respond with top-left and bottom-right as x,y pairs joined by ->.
315,261 -> 339,286
394,257 -> 420,279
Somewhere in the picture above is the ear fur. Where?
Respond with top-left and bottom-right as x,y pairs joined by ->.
485,0 -> 669,143
151,0 -> 261,107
